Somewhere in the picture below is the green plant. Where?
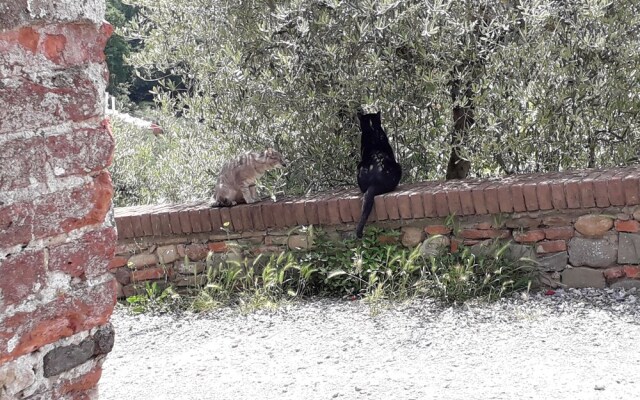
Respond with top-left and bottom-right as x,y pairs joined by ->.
424,240 -> 535,304
125,281 -> 181,313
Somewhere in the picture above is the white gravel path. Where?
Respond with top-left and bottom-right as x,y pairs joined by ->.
100,288 -> 640,400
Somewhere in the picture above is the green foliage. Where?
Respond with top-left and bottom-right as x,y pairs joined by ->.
424,239 -> 535,304
117,0 -> 640,205
124,228 -> 535,314
125,282 -> 181,313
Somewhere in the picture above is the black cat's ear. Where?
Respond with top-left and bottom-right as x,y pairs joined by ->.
356,107 -> 365,119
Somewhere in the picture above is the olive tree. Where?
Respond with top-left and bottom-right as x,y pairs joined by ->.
121,0 -> 640,202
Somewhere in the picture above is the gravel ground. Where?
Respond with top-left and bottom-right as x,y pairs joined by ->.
100,288 -> 640,400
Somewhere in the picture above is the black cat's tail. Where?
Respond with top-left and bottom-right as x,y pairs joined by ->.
356,187 -> 378,238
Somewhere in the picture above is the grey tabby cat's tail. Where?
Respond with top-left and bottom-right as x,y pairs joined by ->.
356,187 -> 377,238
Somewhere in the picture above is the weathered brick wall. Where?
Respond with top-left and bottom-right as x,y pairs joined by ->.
0,1 -> 116,399
113,167 -> 640,296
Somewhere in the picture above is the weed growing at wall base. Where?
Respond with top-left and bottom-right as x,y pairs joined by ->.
122,229 -> 536,313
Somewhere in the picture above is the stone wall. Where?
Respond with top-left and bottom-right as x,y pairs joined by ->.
0,1 -> 116,399
113,166 -> 640,297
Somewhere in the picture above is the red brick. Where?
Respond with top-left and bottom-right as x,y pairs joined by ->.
0,280 -> 116,364
208,242 -> 228,253
260,203 -> 275,229
0,250 -> 46,310
536,181 -> 553,210
316,200 -> 331,225
603,266 -> 625,281
409,192 -> 425,218
49,227 -> 116,279
397,192 -> 412,219
622,173 -> 640,205
108,256 -> 128,270
33,171 -> 113,239
543,226 -> 574,240
17,27 -> 39,52
229,206 -> 244,232
208,207 -> 222,233
217,207 -> 232,231
445,189 -> 462,216
130,215 -> 145,237
43,33 -> 66,63
185,244 -> 209,261
623,265 -> 640,279
168,211 -> 183,234
434,190 -> 449,217
471,181 -> 491,215
421,191 -> 437,217
592,169 -> 615,207
0,202 -> 33,248
327,198 -> 342,225
240,205 -> 254,231
199,209 -> 212,232
188,209 -> 203,233
425,225 -> 451,235
460,229 -> 509,240
522,181 -> 539,211
513,230 -> 545,243
578,175 -> 597,208
459,189 -> 475,215
536,240 -> 567,254
564,179 -> 581,209
549,181 -> 567,209
450,239 -> 460,253
0,136 -> 46,191
174,210 -> 191,233
139,214 -> 153,236
338,198 -> 353,223
304,200 -> 320,226
250,204 -> 266,230
385,194 -> 400,220
283,201 -> 298,227
131,267 -> 171,282
615,219 -> 640,233
150,213 -> 162,236
510,183 -> 527,212
349,197 -> 363,222
484,183 -> 500,214
607,172 -> 625,206
374,196 -> 388,221
55,365 -> 102,398
497,185 -> 513,213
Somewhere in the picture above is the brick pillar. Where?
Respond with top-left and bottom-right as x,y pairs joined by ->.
0,1 -> 116,398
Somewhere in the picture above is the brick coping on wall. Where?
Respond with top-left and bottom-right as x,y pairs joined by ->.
115,166 -> 640,239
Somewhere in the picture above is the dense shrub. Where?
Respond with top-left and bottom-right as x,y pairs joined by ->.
113,0 -> 640,206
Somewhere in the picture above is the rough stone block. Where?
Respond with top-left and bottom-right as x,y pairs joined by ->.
610,279 -> 640,290
174,260 -> 208,275
184,244 -> 209,261
43,339 -> 95,377
574,214 -> 614,237
506,243 -> 536,261
127,253 -> 157,269
0,0 -> 106,31
618,233 -> 640,264
568,235 -> 618,267
537,252 -> 568,272
401,227 -> 424,248
157,245 -> 179,264
562,267 -> 606,288
420,236 -> 450,257
288,235 -> 312,250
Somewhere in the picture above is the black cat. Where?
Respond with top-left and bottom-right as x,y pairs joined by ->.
356,111 -> 402,238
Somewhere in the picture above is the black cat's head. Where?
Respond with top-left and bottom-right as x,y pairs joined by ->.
357,111 -> 382,130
